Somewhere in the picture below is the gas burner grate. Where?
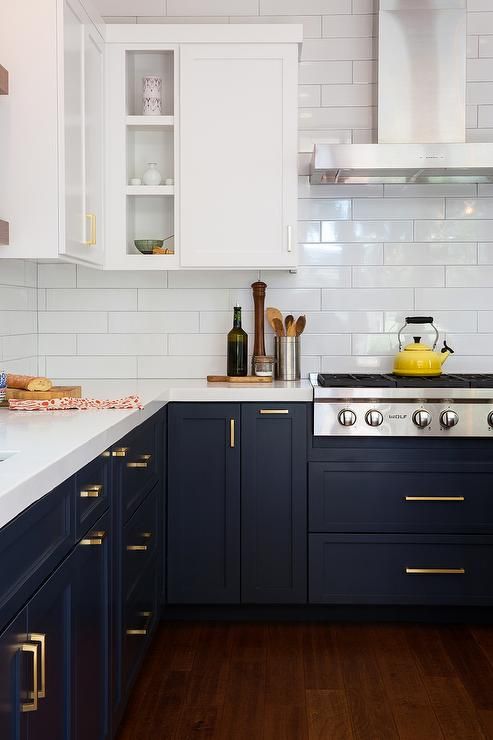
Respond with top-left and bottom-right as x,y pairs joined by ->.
317,374 -> 396,388
392,374 -> 470,388
317,373 -> 493,389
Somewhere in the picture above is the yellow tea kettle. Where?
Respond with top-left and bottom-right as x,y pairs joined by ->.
393,317 -> 454,377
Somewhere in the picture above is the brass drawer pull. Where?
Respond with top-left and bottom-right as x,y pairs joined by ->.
127,454 -> 152,469
405,568 -> 465,575
80,530 -> 106,547
101,450 -> 110,458
126,610 -> 153,636
405,496 -> 464,502
126,544 -> 148,552
84,213 -> 97,246
28,634 -> 46,700
112,447 -> 129,458
80,484 -> 103,499
20,643 -> 38,712
260,409 -> 289,414
230,419 -> 235,448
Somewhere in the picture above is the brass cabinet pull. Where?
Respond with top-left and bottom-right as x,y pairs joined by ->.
84,213 -> 97,246
405,496 -> 465,502
126,544 -> 148,552
259,409 -> 289,415
80,484 -> 103,499
405,568 -> 465,575
112,447 -> 129,458
141,532 -> 153,539
20,643 -> 38,713
101,450 -> 110,458
230,419 -> 235,448
28,634 -> 46,699
80,530 -> 106,546
127,454 -> 152,469
126,611 -> 153,636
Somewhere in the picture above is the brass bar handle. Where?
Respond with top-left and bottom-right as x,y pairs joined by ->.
80,484 -> 103,499
260,409 -> 289,415
230,419 -> 235,448
80,530 -> 106,547
126,544 -> 148,552
84,213 -> 96,246
101,450 -> 111,458
20,643 -> 38,713
126,610 -> 153,636
112,447 -> 129,458
28,634 -> 46,699
405,568 -> 465,575
405,496 -> 465,502
287,225 -> 293,253
127,454 -> 152,469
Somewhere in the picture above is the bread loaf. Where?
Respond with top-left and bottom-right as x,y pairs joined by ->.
6,374 -> 53,392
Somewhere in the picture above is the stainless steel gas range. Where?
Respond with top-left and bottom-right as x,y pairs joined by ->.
310,373 -> 493,437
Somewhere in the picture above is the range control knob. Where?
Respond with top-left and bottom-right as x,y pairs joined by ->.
413,409 -> 432,429
488,412 -> 493,428
440,410 -> 459,429
338,409 -> 356,427
366,410 -> 383,427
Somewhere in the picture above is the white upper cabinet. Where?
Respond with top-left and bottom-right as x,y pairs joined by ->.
179,43 -> 298,269
0,0 -> 104,263
104,25 -> 301,271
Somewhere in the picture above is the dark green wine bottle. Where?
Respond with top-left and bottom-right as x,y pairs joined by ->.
227,305 -> 248,377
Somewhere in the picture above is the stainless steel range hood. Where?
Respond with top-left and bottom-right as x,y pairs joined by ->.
310,0 -> 493,185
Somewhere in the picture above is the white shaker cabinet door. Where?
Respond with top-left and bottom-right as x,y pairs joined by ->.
179,44 -> 298,269
62,0 -> 104,266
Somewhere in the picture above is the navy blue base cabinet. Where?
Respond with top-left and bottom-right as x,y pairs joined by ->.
167,404 -> 241,604
241,404 -> 307,603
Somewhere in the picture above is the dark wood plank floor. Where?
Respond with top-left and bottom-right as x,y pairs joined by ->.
117,622 -> 493,739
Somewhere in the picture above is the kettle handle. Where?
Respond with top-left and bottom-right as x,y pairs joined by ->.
398,317 -> 439,351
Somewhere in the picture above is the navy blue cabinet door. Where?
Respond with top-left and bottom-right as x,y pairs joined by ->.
0,611 -> 28,740
26,551 -> 73,740
167,404 -> 241,604
73,513 -> 110,740
241,404 -> 307,603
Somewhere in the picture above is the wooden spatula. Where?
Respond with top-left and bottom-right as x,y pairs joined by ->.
295,315 -> 306,336
266,307 -> 283,331
285,314 -> 295,335
272,318 -> 285,337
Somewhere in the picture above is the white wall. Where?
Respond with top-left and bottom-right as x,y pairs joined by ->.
8,0 -> 493,379
0,261 -> 37,375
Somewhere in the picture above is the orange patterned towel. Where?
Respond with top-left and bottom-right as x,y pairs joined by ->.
8,395 -> 143,411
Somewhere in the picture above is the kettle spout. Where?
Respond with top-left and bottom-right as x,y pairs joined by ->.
440,340 -> 454,365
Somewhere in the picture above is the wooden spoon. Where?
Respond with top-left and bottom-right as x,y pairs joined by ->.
266,307 -> 283,332
272,318 -> 285,337
285,314 -> 294,335
295,315 -> 306,336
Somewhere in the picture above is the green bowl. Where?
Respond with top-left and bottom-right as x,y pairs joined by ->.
134,239 -> 164,254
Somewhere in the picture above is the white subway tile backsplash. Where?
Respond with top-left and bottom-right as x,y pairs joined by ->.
108,312 -> 199,333
384,242 -> 477,265
167,0 -> 257,15
301,38 -> 375,62
138,289 -> 229,311
478,105 -> 493,126
469,1 -> 493,10
415,220 -> 493,241
479,243 -> 493,262
321,220 -> 413,242
385,311 -> 477,333
298,221 -> 321,243
298,177 -> 383,198
76,266 -> 166,289
299,85 -> 321,108
353,266 -> 445,288
298,130 -> 352,151
447,333 -> 493,355
37,334 -> 77,355
416,287 -> 493,310
299,61 -> 352,85
137,15 -> 229,23
302,334 -> 351,355
232,15 -> 322,37
447,266 -> 493,286
46,356 -> 138,379
384,184 -> 477,198
353,60 -> 377,84
97,0 -> 163,15
299,106 -> 376,129
0,286 -> 36,311
447,198 -> 493,218
46,289 -> 137,311
38,311 -> 108,333
478,312 -> 493,331
2,334 -> 37,361
322,14 -> 376,38
352,333 -> 397,356
322,288 -> 414,311
199,311 -> 255,334
137,355 -> 224,378
352,0 -> 376,12
260,0 -> 350,15
0,311 -> 36,336
305,310 -> 383,333
466,127 -> 493,140
299,242 -> 383,266
321,83 -> 376,107
468,35 -> 479,58
168,271 -> 258,289
77,333 -> 167,356
261,267 -> 351,288
169,334 -> 227,356
354,198 -> 444,220
38,263 -> 76,288
298,199 -> 351,220
479,36 -> 493,58
468,13 -> 493,36
468,58 -> 493,81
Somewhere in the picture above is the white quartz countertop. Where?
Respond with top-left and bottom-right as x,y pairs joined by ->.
0,379 -> 312,530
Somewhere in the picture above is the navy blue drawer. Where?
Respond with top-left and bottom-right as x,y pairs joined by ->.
115,416 -> 161,523
0,479 -> 75,631
309,534 -> 493,605
309,462 -> 493,534
123,484 -> 160,599
75,451 -> 110,538
123,557 -> 159,693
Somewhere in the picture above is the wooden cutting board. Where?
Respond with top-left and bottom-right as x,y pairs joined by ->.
207,376 -> 272,383
6,385 -> 82,400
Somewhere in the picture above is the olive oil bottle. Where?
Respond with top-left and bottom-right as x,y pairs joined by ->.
227,305 -> 248,377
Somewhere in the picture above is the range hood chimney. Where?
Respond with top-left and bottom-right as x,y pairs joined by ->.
310,0 -> 493,185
